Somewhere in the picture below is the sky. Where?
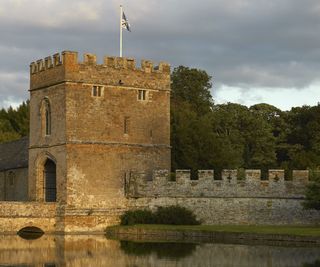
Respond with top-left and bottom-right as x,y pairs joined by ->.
0,0 -> 320,111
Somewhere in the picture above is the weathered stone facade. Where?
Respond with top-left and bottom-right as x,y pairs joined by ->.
28,51 -> 170,232
128,169 -> 309,199
0,137 -> 28,201
126,169 -> 320,225
0,51 -> 319,234
28,51 -> 170,205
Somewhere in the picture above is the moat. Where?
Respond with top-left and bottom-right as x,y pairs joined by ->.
0,234 -> 319,267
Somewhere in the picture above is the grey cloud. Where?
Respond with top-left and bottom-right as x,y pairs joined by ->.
0,0 -> 320,108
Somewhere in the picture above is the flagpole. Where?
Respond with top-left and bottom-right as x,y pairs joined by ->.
120,5 -> 123,57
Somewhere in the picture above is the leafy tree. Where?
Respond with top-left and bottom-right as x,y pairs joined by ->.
171,66 -> 215,171
171,66 -> 213,114
0,101 -> 29,143
286,105 -> 320,169
211,103 -> 277,171
303,177 -> 320,210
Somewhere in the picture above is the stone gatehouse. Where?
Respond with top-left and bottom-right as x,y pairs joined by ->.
0,51 -> 171,232
0,51 -> 319,233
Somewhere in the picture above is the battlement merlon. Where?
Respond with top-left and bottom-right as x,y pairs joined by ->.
29,51 -> 171,91
135,169 -> 310,184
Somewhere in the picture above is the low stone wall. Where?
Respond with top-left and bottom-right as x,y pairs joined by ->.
0,168 -> 318,233
0,202 -> 125,233
128,169 -> 310,198
0,202 -> 57,233
129,197 -> 320,225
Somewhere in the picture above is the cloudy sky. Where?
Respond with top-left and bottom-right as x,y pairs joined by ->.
0,0 -> 320,110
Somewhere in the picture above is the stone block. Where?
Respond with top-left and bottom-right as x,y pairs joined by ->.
245,170 -> 261,183
293,170 -> 309,184
222,169 -> 237,184
176,170 -> 190,184
268,169 -> 285,183
83,53 -> 97,64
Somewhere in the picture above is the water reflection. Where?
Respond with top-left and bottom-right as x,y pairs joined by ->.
120,240 -> 196,259
0,234 -> 319,267
303,260 -> 320,267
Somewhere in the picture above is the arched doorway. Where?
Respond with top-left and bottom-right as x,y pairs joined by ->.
44,159 -> 56,202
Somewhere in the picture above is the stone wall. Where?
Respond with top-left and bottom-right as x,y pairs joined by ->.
128,169 -> 310,198
125,169 -> 320,225
0,168 -> 318,233
130,197 -> 320,225
0,202 -> 56,233
0,168 -> 28,201
0,201 -> 125,233
28,51 -> 171,208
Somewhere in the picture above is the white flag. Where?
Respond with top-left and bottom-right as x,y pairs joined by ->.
122,12 -> 131,32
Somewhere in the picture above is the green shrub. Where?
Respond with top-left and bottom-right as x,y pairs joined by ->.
120,206 -> 200,225
154,205 -> 200,225
303,176 -> 320,210
120,209 -> 154,225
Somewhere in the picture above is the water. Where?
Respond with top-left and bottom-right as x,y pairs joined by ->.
0,234 -> 319,267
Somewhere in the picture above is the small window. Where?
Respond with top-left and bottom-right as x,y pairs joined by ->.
92,86 -> 103,97
138,90 -> 147,101
124,116 -> 130,134
41,98 -> 51,136
45,109 -> 51,135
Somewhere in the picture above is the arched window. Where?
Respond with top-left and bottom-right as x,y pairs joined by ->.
41,98 -> 51,136
43,159 -> 56,202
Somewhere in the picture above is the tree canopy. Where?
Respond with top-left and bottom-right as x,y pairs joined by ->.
170,66 -> 320,174
0,101 -> 29,143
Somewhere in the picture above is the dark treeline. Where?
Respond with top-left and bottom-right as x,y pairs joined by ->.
1,67 -> 319,174
0,101 -> 29,143
171,66 -> 320,175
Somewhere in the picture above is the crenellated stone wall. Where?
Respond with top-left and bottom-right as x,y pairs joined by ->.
127,169 -> 310,199
29,51 -> 170,91
124,169 -> 320,225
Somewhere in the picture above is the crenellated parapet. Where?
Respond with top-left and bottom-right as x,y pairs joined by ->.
127,169 -> 310,199
29,51 -> 170,91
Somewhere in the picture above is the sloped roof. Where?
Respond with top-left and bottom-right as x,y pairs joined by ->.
0,137 -> 29,171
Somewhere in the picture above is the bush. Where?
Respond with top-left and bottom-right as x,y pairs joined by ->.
120,209 -> 154,225
120,205 -> 200,225
154,206 -> 200,225
303,177 -> 320,210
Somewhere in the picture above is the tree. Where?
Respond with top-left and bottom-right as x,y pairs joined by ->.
303,177 -> 320,210
285,105 -> 320,169
171,66 -> 213,115
212,103 -> 277,172
171,66 -> 215,171
0,101 -> 29,143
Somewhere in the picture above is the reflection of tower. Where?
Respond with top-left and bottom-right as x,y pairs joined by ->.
28,51 -> 170,227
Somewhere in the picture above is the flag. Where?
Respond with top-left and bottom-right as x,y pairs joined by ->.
122,12 -> 131,32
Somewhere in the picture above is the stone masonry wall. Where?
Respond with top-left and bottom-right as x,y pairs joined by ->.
128,169 -> 310,198
28,51 -> 171,208
126,169 -> 320,225
130,197 -> 320,225
0,202 -> 57,233
0,168 -> 28,201
30,51 -> 170,91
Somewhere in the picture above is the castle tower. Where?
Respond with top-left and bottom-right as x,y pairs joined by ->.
28,51 -> 170,219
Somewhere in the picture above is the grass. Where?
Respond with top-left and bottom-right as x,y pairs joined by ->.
107,224 -> 320,237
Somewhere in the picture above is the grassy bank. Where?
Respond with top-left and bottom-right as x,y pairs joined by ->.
107,224 -> 320,237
